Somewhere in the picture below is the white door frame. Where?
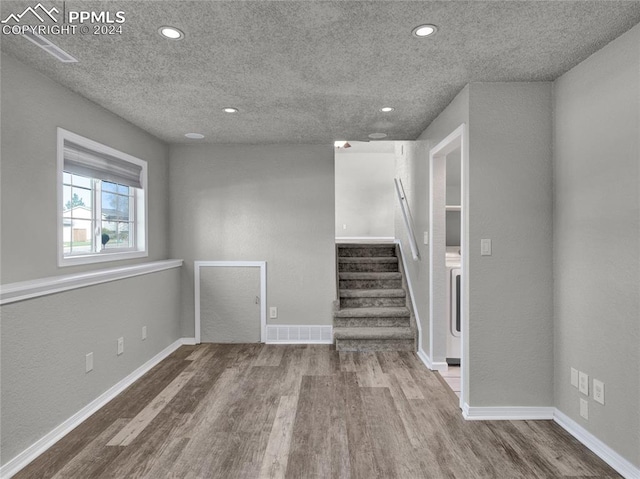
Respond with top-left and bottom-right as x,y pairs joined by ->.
429,124 -> 468,409
194,260 -> 267,343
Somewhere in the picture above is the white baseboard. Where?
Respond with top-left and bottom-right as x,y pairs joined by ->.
553,409 -> 640,479
265,325 -> 333,344
0,338 -> 191,479
335,237 -> 395,243
462,404 -> 555,421
417,348 -> 448,371
181,337 -> 197,345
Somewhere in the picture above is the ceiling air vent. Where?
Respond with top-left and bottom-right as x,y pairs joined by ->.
22,32 -> 78,63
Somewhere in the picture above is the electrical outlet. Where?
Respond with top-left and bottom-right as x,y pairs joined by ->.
269,307 -> 278,319
579,371 -> 589,396
342,224 -> 347,230
580,398 -> 589,420
593,379 -> 605,405
481,238 -> 492,256
85,352 -> 93,373
117,337 -> 124,356
423,231 -> 429,245
142,326 -> 147,340
570,367 -> 579,388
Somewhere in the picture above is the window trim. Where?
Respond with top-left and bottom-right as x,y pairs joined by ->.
57,128 -> 148,267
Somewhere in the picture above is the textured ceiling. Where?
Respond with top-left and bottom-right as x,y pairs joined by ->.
2,1 -> 640,144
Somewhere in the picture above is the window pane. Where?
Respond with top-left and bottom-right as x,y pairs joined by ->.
70,187 -> 92,213
118,222 -> 131,247
102,181 -> 118,193
117,196 -> 130,221
101,191 -> 118,220
63,172 -> 72,184
117,184 -> 129,195
69,219 -> 93,253
72,174 -> 91,189
101,220 -> 117,248
63,185 -> 72,216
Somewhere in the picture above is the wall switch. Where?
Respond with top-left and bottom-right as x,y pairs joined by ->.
423,231 -> 429,245
85,352 -> 93,373
142,326 -> 147,340
570,367 -> 579,388
342,224 -> 347,230
580,398 -> 589,420
579,371 -> 589,396
117,337 -> 124,356
593,379 -> 605,405
269,307 -> 278,319
481,239 -> 492,256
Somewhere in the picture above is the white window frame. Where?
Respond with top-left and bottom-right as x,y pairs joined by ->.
57,128 -> 148,267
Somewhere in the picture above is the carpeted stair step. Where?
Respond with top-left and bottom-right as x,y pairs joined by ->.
339,288 -> 406,308
333,327 -> 416,351
334,307 -> 411,332
334,307 -> 410,318
338,272 -> 402,289
337,244 -> 396,257
338,257 -> 399,273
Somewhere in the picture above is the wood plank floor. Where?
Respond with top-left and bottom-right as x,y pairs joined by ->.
15,344 -> 621,479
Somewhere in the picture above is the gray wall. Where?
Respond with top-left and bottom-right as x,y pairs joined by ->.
396,85 -> 470,362
169,144 -> 335,335
0,54 -> 171,283
0,54 -> 181,466
553,23 -> 640,467
335,142 -> 395,238
467,82 -> 554,407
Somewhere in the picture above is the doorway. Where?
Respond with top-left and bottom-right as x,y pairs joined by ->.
429,124 -> 467,408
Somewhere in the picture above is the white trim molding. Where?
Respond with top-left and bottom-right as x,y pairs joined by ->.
265,324 -> 332,344
0,259 -> 183,305
417,348 -> 449,372
0,338 -> 191,479
553,409 -> 640,479
334,237 -> 395,243
462,404 -> 555,421
194,261 -> 267,343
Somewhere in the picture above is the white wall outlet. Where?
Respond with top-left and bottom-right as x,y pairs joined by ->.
579,371 -> 589,396
269,306 -> 278,319
342,224 -> 347,230
85,352 -> 93,373
481,238 -> 492,256
423,231 -> 429,245
593,379 -> 605,405
142,326 -> 147,340
570,367 -> 579,388
580,398 -> 589,420
117,337 -> 124,356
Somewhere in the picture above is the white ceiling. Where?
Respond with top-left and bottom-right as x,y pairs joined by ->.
2,1 -> 640,144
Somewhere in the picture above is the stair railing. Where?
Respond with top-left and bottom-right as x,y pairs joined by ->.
394,177 -> 420,260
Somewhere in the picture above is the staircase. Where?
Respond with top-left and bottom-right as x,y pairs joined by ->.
333,244 -> 417,351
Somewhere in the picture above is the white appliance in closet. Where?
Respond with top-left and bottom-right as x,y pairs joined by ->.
446,246 -> 461,364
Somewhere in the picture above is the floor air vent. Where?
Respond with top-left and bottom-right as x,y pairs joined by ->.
266,325 -> 333,344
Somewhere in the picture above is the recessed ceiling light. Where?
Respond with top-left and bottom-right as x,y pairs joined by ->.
380,107 -> 395,113
185,133 -> 204,139
223,107 -> 239,113
159,26 -> 184,40
412,24 -> 438,37
368,133 -> 387,139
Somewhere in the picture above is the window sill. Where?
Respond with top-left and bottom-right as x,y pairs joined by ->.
1,259 -> 183,305
59,250 -> 148,267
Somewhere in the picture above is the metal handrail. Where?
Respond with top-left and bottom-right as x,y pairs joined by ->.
394,177 -> 420,260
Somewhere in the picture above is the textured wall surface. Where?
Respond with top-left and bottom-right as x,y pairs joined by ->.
0,55 -> 181,467
0,268 -> 181,465
335,145 -> 395,238
467,82 -> 554,407
0,54 -> 171,284
169,144 -> 335,334
554,23 -> 640,467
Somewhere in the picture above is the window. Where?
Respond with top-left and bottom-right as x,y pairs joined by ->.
58,128 -> 147,266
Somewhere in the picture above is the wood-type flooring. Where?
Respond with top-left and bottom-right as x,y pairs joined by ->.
14,344 -> 621,478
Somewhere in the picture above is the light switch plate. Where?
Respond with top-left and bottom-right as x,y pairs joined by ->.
593,379 -> 605,405
142,326 -> 147,340
117,337 -> 124,356
85,352 -> 93,373
580,398 -> 589,420
570,367 -> 579,388
579,371 -> 589,396
481,239 -> 492,256
269,307 -> 278,319
423,232 -> 429,245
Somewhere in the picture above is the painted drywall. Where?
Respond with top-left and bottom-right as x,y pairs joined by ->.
335,142 -> 395,238
554,23 -> 640,468
467,82 -> 554,407
0,54 -> 171,284
396,85 -> 470,363
0,54 -> 181,467
169,144 -> 335,335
